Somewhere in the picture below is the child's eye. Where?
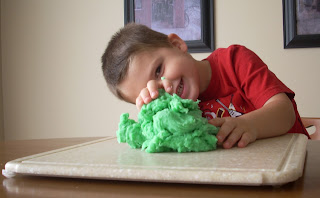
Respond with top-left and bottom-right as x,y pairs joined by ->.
155,65 -> 162,78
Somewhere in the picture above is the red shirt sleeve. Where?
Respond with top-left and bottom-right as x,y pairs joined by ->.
230,45 -> 294,108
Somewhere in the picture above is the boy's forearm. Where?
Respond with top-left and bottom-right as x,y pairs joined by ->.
240,93 -> 296,139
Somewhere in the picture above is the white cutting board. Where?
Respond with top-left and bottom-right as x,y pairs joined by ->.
2,134 -> 307,186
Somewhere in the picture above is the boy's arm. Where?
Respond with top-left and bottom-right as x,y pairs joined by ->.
209,93 -> 296,149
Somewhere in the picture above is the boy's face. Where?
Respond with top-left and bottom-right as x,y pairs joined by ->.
118,35 -> 202,104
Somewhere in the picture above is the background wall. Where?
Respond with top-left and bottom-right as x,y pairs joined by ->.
1,0 -> 319,140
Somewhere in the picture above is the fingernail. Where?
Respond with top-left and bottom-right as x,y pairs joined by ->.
144,96 -> 151,103
217,135 -> 222,142
151,91 -> 157,98
166,86 -> 172,92
137,99 -> 143,107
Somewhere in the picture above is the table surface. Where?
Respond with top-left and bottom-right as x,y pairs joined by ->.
0,137 -> 319,198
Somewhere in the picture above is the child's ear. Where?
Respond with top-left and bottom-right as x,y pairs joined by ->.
168,33 -> 188,52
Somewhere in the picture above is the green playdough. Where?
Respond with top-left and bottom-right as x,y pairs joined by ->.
116,89 -> 219,153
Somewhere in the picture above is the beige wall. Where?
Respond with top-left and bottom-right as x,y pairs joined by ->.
1,0 -> 320,140
2,0 -> 136,140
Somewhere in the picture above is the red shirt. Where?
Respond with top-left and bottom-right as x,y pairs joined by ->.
198,45 -> 309,138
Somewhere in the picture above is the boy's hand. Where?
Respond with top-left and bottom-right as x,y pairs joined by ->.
136,79 -> 173,110
209,117 -> 257,149
208,93 -> 295,149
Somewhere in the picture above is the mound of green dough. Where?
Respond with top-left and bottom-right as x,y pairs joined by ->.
116,89 -> 218,153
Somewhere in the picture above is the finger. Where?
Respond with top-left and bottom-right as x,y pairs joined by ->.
139,88 -> 152,104
215,119 -> 235,144
136,96 -> 144,110
146,80 -> 159,99
161,79 -> 173,94
238,132 -> 254,148
223,128 -> 244,149
208,118 -> 225,127
208,118 -> 225,143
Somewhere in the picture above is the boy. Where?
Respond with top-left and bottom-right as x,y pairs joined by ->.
101,23 -> 309,149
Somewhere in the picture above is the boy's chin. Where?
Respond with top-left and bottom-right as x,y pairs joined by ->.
186,93 -> 199,101
190,91 -> 200,101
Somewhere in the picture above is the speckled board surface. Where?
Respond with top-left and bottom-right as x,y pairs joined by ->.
3,134 -> 308,186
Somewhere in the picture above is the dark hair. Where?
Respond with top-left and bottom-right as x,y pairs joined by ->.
101,23 -> 172,100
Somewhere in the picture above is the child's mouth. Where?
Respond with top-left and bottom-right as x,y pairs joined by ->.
177,79 -> 184,97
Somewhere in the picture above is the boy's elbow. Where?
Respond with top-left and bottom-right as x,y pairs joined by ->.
275,93 -> 296,133
288,112 -> 296,131
285,102 -> 296,132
